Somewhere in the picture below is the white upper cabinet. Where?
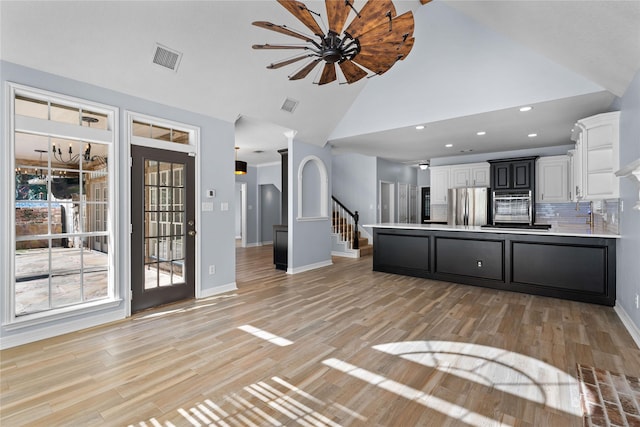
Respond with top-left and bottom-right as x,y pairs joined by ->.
571,111 -> 620,200
430,166 -> 450,204
536,155 -> 570,203
449,162 -> 490,187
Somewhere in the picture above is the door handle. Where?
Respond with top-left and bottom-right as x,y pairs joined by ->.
188,230 -> 196,237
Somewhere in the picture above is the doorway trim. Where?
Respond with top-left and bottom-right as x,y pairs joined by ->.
125,111 -> 201,315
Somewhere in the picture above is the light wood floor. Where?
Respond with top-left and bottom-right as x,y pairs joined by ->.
2,245 -> 639,426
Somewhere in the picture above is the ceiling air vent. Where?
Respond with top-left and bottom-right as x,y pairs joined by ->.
280,98 -> 299,114
152,43 -> 182,72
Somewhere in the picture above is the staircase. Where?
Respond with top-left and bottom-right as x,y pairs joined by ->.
331,197 -> 373,258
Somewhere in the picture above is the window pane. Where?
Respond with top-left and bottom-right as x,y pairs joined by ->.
144,263 -> 158,289
172,129 -> 189,144
51,172 -> 80,201
52,270 -> 82,308
145,238 -> 157,263
146,187 -> 157,211
15,95 -> 48,119
84,271 -> 109,301
151,125 -> 172,141
172,260 -> 184,282
81,111 -> 108,130
85,143 -> 109,169
50,102 -> 80,125
159,162 -> 172,186
159,261 -> 173,286
133,121 -> 151,138
172,236 -> 184,259
145,160 -> 158,185
16,203 -> 50,238
15,243 -> 51,316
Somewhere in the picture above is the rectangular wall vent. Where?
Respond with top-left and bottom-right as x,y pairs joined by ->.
281,98 -> 299,113
152,44 -> 182,72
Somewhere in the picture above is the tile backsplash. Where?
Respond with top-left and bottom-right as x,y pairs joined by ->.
536,199 -> 620,234
429,199 -> 621,234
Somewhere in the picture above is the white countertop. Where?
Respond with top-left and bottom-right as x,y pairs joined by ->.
363,223 -> 620,239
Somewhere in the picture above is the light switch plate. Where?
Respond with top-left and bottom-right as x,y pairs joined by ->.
202,202 -> 214,212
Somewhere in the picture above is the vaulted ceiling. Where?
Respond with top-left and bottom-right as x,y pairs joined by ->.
2,1 -> 639,166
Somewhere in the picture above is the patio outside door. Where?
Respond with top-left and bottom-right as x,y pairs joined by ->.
131,145 -> 195,313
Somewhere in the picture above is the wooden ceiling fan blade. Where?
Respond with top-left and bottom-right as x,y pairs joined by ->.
252,21 -> 314,42
420,0 -> 433,4
338,60 -> 368,84
277,0 -> 324,37
325,0 -> 351,35
344,0 -> 396,39
253,44 -> 309,50
352,54 -> 395,75
318,63 -> 337,85
357,12 -> 414,47
267,55 -> 313,69
289,58 -> 322,80
358,37 -> 415,59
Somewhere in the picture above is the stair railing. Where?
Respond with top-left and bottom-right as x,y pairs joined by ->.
331,196 -> 359,250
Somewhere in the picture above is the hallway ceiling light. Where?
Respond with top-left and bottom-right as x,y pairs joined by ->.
416,125 -> 425,130
235,147 -> 247,175
252,0 -> 419,85
519,106 -> 533,112
419,162 -> 429,170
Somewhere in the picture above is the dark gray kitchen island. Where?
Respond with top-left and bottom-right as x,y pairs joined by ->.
366,223 -> 619,306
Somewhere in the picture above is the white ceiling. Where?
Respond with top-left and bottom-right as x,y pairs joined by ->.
2,0 -> 639,167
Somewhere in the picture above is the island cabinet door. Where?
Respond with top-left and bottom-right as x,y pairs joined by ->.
511,241 -> 611,295
434,236 -> 504,281
373,229 -> 431,276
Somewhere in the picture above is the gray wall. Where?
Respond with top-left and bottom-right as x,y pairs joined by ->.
257,163 -> 281,191
1,61 -> 236,347
289,139 -> 332,272
260,184 -> 280,243
332,152 -> 377,229
617,68 -> 640,332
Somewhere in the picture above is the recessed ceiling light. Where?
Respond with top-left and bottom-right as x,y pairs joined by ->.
520,106 -> 533,112
415,125 -> 425,130
528,133 -> 537,138
445,144 -> 453,148
476,131 -> 486,136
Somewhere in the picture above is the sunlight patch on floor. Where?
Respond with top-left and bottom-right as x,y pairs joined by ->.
322,357 -> 505,426
372,340 -> 581,416
238,324 -> 293,346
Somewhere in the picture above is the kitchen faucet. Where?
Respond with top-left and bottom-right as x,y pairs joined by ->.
576,199 -> 594,228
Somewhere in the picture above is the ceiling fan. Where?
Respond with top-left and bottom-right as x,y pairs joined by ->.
252,0 -> 429,85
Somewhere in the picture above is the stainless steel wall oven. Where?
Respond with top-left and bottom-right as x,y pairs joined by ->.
492,190 -> 533,224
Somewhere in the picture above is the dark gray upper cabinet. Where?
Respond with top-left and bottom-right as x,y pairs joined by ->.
489,157 -> 537,191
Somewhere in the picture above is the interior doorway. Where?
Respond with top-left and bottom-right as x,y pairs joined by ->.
379,181 -> 395,223
235,182 -> 247,247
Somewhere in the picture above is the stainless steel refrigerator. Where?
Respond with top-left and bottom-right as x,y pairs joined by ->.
447,187 -> 489,226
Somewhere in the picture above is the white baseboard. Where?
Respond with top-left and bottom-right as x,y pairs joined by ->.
287,259 -> 333,275
614,302 -> 640,350
0,310 -> 124,350
331,250 -> 359,259
246,242 -> 262,248
261,241 -> 273,246
199,282 -> 238,299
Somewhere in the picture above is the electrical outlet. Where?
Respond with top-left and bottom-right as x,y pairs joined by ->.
209,265 -> 216,275
477,260 -> 483,268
